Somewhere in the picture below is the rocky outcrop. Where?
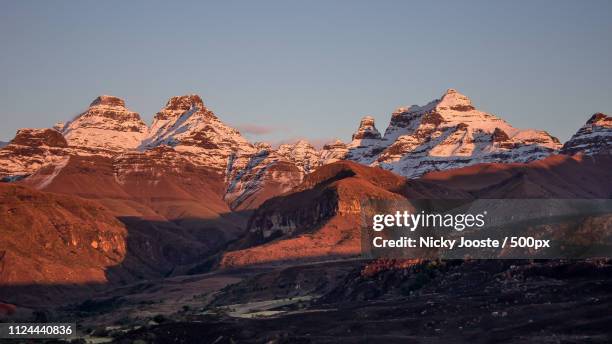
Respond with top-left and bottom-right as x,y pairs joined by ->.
320,139 -> 349,164
276,140 -> 321,173
561,113 -> 612,156
0,129 -> 70,180
62,95 -> 148,151
10,128 -> 67,148
344,116 -> 384,164
351,116 -> 381,141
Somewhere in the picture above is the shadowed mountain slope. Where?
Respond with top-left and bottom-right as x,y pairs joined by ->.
221,154 -> 612,267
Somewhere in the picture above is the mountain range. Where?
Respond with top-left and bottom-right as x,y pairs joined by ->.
0,89 -> 611,295
3,89 -> 608,207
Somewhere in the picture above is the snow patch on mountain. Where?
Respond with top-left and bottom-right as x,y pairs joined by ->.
225,140 -> 323,209
561,113 -> 612,156
2,89 -> 608,212
24,156 -> 71,189
143,94 -> 256,171
320,139 -> 349,165
0,128 -> 70,180
346,89 -> 561,177
62,95 -> 148,151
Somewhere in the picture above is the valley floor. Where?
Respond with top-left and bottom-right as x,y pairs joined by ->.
19,258 -> 612,344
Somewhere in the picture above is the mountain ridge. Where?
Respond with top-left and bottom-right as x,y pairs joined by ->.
0,90 -> 610,295
1,90 -> 610,210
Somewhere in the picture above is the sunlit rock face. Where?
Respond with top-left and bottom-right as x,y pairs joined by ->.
143,94 -> 256,171
62,95 -> 148,151
0,128 -> 70,180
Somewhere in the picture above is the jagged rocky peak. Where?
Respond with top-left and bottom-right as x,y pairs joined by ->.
253,142 -> 273,152
53,122 -> 66,132
383,89 -> 478,141
346,115 -> 384,164
144,94 -> 255,170
349,88 -> 563,178
146,93 -> 217,147
89,95 -> 126,108
561,112 -> 612,156
284,139 -> 314,149
491,127 -> 510,142
166,94 -> 205,110
277,139 -> 317,156
323,139 -> 347,150
321,139 -> 349,164
276,140 -> 321,173
352,116 -> 382,141
10,128 -> 68,148
383,106 -> 427,142
587,112 -> 610,125
62,95 -> 148,151
154,94 -> 209,121
0,128 -> 70,179
436,88 -> 475,111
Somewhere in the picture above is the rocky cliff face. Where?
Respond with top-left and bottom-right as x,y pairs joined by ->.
320,139 -> 349,164
14,146 -> 249,282
345,116 -> 384,164
0,128 -> 70,181
561,113 -> 612,156
0,183 -> 127,287
62,95 -> 148,152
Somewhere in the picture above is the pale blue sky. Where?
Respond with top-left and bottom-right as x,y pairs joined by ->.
1,0 -> 611,144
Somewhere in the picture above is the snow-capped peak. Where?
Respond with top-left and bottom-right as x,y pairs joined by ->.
143,94 -> 255,170
89,95 -> 128,108
561,112 -> 612,156
276,140 -> 320,173
348,88 -> 562,177
62,95 -> 148,151
0,128 -> 70,180
154,94 -> 208,121
323,139 -> 346,148
436,88 -> 475,111
321,139 -> 348,164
